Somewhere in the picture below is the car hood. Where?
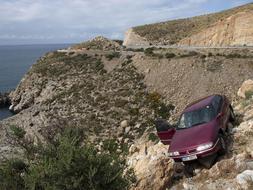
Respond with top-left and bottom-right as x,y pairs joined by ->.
169,119 -> 219,152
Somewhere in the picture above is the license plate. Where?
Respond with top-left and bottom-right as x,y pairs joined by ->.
182,155 -> 197,161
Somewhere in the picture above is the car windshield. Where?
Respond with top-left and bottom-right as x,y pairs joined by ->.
178,105 -> 216,129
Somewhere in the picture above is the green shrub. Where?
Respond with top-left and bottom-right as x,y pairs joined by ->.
126,48 -> 144,52
103,139 -> 118,154
144,47 -> 155,56
9,125 -> 26,139
148,133 -> 159,143
200,54 -> 206,59
225,53 -> 242,59
165,53 -> 176,59
113,40 -> 123,45
105,52 -> 121,60
147,92 -> 174,119
0,128 -> 133,190
0,159 -> 27,190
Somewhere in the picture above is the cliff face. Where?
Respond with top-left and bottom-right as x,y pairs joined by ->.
123,3 -> 253,47
179,11 -> 253,46
123,28 -> 150,47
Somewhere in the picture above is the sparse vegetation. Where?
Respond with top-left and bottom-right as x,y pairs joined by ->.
105,52 -> 121,60
147,92 -> 174,119
245,90 -> 253,99
144,47 -> 155,56
148,133 -> 159,143
9,125 -> 26,139
165,53 -> 176,59
0,128 -> 133,190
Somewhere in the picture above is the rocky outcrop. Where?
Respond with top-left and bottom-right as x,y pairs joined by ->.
237,79 -> 253,98
127,140 -> 173,190
123,29 -> 150,47
72,36 -> 122,51
179,11 -> 253,47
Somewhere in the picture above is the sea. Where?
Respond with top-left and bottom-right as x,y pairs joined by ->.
0,44 -> 71,120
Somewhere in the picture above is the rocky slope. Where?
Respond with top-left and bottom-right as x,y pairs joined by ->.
133,47 -> 253,118
0,37 -> 253,189
127,80 -> 253,190
1,37 -> 174,161
123,3 -> 253,47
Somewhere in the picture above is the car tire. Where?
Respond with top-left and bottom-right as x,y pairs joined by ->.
229,106 -> 236,123
198,154 -> 217,169
183,162 -> 194,177
218,134 -> 227,155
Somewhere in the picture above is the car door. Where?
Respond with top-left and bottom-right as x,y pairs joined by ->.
213,95 -> 226,130
155,119 -> 176,145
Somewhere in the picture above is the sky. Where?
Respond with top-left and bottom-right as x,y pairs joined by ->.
0,0 -> 252,45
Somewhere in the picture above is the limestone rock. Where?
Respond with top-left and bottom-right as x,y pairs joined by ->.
236,170 -> 253,188
238,79 -> 253,98
127,140 -> 173,190
178,11 -> 253,47
123,28 -> 150,47
120,120 -> 128,128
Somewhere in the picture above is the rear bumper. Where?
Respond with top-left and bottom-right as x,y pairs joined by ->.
170,139 -> 221,162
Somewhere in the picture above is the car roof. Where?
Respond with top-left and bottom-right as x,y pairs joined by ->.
183,95 -> 220,113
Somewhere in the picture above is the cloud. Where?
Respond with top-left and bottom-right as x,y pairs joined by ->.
0,0 -> 250,44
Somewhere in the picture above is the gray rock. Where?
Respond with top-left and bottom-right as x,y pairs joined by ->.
120,120 -> 128,128
236,170 -> 253,184
125,127 -> 131,134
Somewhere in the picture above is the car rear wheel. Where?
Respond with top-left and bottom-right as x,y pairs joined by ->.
218,134 -> 227,155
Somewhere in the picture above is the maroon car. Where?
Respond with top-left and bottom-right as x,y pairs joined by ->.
156,95 -> 235,166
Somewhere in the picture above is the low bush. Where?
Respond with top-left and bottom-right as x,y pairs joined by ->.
165,53 -> 176,59
144,47 -> 155,56
0,128 -> 133,190
105,52 -> 121,60
147,92 -> 174,119
148,133 -> 159,143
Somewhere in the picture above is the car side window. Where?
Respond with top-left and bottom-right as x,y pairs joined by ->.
212,96 -> 223,115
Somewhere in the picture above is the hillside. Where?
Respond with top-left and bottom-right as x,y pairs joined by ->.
123,3 -> 253,47
0,37 -> 253,189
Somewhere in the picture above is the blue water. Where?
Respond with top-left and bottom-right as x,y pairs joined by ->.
0,44 -> 71,120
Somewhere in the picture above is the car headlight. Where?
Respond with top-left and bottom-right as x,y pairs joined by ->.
168,151 -> 180,156
196,142 -> 213,152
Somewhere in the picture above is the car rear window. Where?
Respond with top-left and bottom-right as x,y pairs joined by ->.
178,105 -> 216,129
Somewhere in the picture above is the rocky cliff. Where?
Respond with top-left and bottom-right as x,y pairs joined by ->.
123,29 -> 150,47
179,11 -> 253,47
123,3 -> 253,47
